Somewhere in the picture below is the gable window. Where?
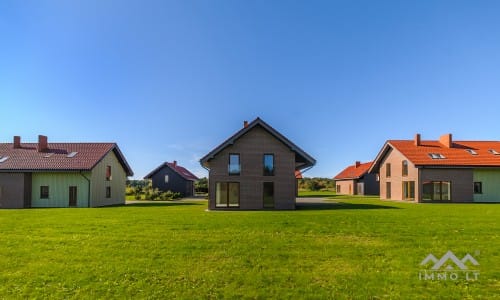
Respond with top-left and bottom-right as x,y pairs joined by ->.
473,182 -> 482,194
263,154 -> 275,176
402,160 -> 408,177
106,166 -> 112,181
40,186 -> 49,199
422,181 -> 451,201
106,187 -> 111,198
215,182 -> 240,207
386,163 -> 391,178
228,154 -> 240,175
165,175 -> 169,183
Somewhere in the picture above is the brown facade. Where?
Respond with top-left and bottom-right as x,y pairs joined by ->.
207,126 -> 296,209
201,118 -> 316,210
0,173 -> 32,208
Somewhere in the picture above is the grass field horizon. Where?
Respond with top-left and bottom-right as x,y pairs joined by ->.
0,195 -> 498,299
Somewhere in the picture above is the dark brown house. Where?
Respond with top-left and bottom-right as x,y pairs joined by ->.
144,161 -> 198,197
200,118 -> 316,210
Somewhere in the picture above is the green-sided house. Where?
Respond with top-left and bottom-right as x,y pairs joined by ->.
0,135 -> 133,208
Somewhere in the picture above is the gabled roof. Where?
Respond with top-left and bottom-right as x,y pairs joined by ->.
144,161 -> 199,181
334,161 -> 373,180
200,118 -> 316,170
0,142 -> 134,176
369,137 -> 500,173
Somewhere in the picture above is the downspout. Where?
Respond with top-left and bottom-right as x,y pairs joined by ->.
80,172 -> 91,208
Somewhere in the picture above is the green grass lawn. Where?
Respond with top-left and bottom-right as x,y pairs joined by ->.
0,196 -> 498,299
298,189 -> 337,197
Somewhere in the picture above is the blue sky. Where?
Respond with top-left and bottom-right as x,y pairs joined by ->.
1,1 -> 500,179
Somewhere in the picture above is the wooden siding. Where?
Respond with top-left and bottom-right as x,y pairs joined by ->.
90,150 -> 127,207
0,173 -> 30,208
150,166 -> 194,196
31,172 -> 90,208
208,126 -> 296,209
473,169 -> 500,202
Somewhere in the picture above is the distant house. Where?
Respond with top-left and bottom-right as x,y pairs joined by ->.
334,161 -> 379,195
0,135 -> 133,208
200,118 -> 316,210
144,161 -> 199,197
369,133 -> 500,203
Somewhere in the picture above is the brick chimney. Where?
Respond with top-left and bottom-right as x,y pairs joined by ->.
439,133 -> 452,148
13,136 -> 21,148
173,160 -> 177,168
37,135 -> 48,152
355,161 -> 361,168
414,134 -> 421,146
243,120 -> 248,128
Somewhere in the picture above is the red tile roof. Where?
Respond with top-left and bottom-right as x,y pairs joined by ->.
388,140 -> 500,166
334,161 -> 373,180
144,161 -> 199,181
0,142 -> 133,176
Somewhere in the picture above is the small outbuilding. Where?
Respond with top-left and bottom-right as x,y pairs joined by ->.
144,161 -> 199,197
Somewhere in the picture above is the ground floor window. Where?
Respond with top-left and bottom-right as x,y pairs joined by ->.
422,181 -> 451,201
40,186 -> 49,199
473,182 -> 482,194
263,182 -> 274,208
386,182 -> 391,199
336,185 -> 341,193
215,182 -> 239,207
106,186 -> 111,198
402,181 -> 415,200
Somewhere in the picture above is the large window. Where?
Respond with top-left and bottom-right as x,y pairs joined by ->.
473,182 -> 482,194
402,181 -> 415,200
228,154 -> 240,175
386,182 -> 391,199
40,186 -> 49,199
402,160 -> 408,176
422,181 -> 451,201
263,182 -> 274,208
386,163 -> 391,178
215,182 -> 240,207
263,154 -> 274,176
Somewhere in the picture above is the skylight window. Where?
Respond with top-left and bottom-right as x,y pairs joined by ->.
429,153 -> 446,159
465,149 -> 478,155
0,156 -> 10,163
488,149 -> 500,155
67,152 -> 78,158
44,153 -> 54,158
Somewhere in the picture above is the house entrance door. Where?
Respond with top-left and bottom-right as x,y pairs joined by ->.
69,186 -> 77,207
357,182 -> 364,195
